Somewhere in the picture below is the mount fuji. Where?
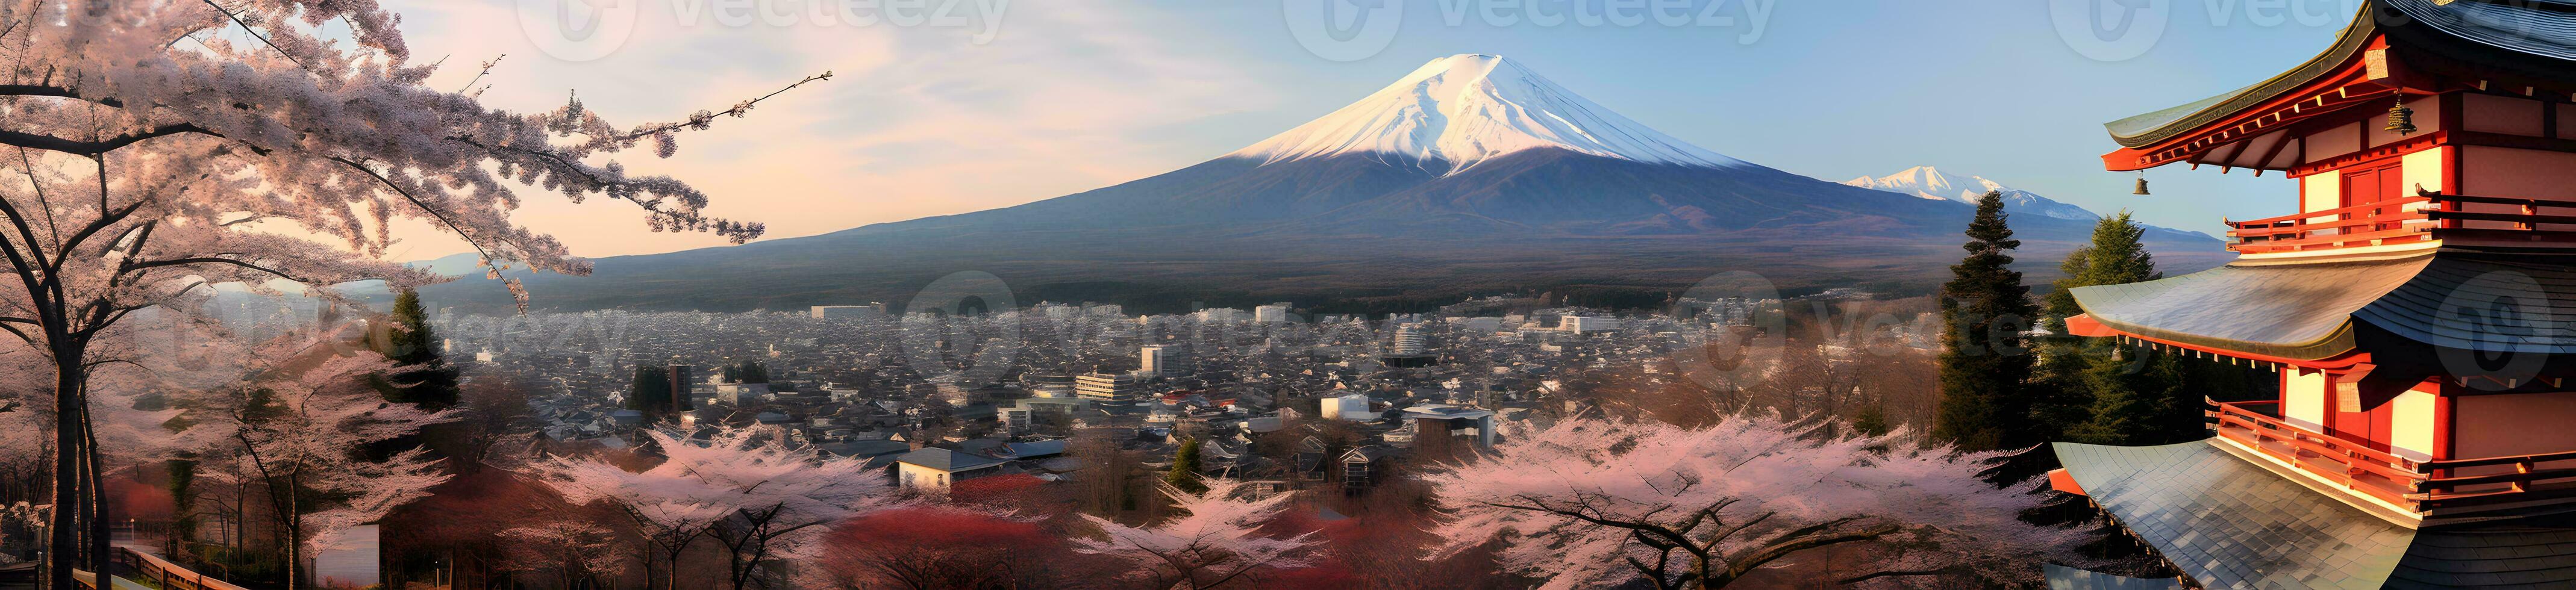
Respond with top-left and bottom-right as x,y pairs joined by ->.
418,54 -> 2228,313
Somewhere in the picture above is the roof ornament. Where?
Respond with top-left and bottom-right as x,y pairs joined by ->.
2133,170 -> 2151,195
2386,96 -> 2418,135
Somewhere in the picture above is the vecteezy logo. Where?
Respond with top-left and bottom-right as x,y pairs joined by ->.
1284,0 -> 1403,62
2049,0 -> 2168,63
517,0 -> 640,63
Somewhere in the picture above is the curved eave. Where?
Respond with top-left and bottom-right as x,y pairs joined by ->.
2068,256 -> 2436,361
2101,3 -> 2383,154
2069,312 -> 2370,369
2107,0 -> 2576,172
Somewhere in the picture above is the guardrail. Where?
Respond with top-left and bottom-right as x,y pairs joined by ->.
2225,196 -> 2434,254
69,545 -> 246,590
2210,400 -> 2427,508
2211,399 -> 2576,514
2225,187 -> 2576,254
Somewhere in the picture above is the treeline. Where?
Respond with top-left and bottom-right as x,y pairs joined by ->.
1929,192 -> 2276,453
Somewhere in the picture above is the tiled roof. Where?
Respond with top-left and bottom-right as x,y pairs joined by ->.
2387,514 -> 2576,588
2054,441 -> 2414,588
2110,0 -> 2576,148
2074,253 -> 2576,360
2043,564 -> 2184,590
895,448 -> 1006,472
2354,253 -> 2576,356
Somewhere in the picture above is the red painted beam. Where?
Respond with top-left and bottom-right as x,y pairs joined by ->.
2049,468 -> 2086,496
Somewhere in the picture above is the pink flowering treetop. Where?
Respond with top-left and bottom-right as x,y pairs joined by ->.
1424,414 -> 2103,589
528,424 -> 907,589
1074,478 -> 1322,590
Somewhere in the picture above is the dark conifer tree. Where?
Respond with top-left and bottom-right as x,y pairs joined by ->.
627,365 -> 676,420
2034,212 -> 2160,441
1165,438 -> 1205,493
1933,191 -> 2039,452
375,289 -> 461,409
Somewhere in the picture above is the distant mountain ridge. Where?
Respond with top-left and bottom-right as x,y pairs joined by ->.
1840,166 -> 2215,240
416,55 -> 2230,313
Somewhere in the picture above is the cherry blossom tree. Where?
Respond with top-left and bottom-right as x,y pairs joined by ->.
527,424 -> 905,589
194,338 -> 458,588
1424,414 -> 2099,589
1074,479 -> 1321,589
499,519 -> 629,590
0,1 -> 819,584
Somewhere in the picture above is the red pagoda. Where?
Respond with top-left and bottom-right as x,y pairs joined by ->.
2048,0 -> 2576,587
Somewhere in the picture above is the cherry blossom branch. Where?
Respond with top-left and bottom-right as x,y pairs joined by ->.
123,256 -> 310,282
0,123 -> 214,156
595,71 -> 833,144
458,54 -> 503,93
327,156 -> 499,266
199,0 -> 312,73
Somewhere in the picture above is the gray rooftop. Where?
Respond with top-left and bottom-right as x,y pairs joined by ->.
2062,439 -> 2576,588
2054,441 -> 2413,589
895,447 -> 1007,472
2072,253 -> 2576,360
2042,564 -> 2184,590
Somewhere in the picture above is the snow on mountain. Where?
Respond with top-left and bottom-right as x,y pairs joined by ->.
1227,54 -> 1747,174
1842,166 -> 2099,222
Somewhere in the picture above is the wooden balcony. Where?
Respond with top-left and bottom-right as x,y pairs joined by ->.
2224,188 -> 2576,254
2210,400 -> 2576,522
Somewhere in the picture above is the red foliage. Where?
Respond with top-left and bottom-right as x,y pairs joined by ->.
812,507 -> 1068,589
949,474 -> 1046,503
109,477 -> 174,522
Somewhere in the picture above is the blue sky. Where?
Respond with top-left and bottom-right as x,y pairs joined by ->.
393,0 -> 2362,258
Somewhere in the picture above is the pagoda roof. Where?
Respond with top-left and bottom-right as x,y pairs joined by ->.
2069,255 -> 2432,361
2057,440 -> 2576,588
2103,0 -> 2576,170
2040,564 -> 2182,590
2055,441 -> 2414,588
2069,252 -> 2576,361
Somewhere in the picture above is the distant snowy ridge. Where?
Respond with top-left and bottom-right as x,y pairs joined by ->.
1842,166 -> 2099,222
1227,54 -> 1747,174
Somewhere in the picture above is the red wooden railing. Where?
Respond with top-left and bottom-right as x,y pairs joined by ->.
2210,400 -> 2426,507
2225,187 -> 2576,253
2225,196 -> 2434,253
2211,400 -> 2576,514
70,545 -> 246,590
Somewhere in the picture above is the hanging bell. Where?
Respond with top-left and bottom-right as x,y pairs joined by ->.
2386,96 -> 2418,135
2133,174 -> 2151,195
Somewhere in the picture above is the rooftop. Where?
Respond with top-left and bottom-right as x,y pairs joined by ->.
895,448 -> 1008,473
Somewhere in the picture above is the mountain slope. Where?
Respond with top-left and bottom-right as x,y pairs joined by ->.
1227,54 -> 1744,172
416,55 -> 2230,313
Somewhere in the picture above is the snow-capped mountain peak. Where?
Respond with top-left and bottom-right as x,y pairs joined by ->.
1843,167 -> 2099,221
1227,54 -> 1747,174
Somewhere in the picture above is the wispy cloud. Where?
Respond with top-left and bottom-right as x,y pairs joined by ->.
381,1 -> 1278,261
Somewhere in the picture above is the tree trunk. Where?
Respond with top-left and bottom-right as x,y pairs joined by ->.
81,399 -> 108,587
45,351 -> 83,590
283,471 -> 302,590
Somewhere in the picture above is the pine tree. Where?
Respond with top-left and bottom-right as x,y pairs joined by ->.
1933,191 -> 2039,452
627,365 -> 676,420
2033,212 -> 2162,441
1852,405 -> 1892,437
2042,212 -> 2197,445
375,289 -> 461,409
1165,438 -> 1205,494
